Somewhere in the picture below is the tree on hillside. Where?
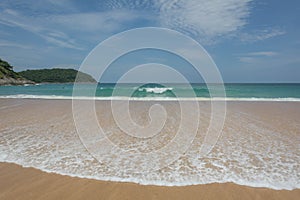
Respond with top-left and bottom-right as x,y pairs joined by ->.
0,58 -> 13,70
19,68 -> 96,83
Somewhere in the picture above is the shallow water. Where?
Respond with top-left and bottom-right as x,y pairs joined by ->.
1,83 -> 300,99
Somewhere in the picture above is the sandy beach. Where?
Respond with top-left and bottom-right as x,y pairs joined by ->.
0,98 -> 299,199
0,162 -> 299,200
1,0 -> 300,198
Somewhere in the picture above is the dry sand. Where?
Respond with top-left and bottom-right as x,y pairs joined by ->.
0,162 -> 299,200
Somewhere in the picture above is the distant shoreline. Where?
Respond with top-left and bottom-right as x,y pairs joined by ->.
1,95 -> 300,102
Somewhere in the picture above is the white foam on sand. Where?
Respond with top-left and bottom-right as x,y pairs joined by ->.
0,105 -> 299,190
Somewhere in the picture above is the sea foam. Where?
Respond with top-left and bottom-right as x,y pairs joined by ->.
144,87 -> 173,94
0,100 -> 299,190
1,94 -> 300,101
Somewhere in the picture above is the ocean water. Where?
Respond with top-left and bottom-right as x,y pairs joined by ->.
0,83 -> 300,100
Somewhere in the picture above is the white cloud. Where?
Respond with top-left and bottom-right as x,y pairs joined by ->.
0,0 -> 287,49
42,35 -> 83,50
239,51 -> 279,63
245,51 -> 278,56
156,0 -> 253,42
239,56 -> 257,63
239,28 -> 286,42
107,0 -> 253,43
106,0 -> 286,44
49,10 -> 142,33
0,6 -> 151,49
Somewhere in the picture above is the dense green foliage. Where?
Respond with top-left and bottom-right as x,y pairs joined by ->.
19,68 -> 96,83
0,58 -> 22,79
0,58 -> 96,84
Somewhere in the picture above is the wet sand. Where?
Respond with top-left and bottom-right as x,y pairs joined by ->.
0,99 -> 299,199
0,162 -> 299,200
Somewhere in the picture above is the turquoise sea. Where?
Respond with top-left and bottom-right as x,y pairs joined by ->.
0,83 -> 300,100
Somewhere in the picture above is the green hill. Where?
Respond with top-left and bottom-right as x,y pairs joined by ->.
0,57 -> 96,85
0,58 -> 20,79
19,68 -> 97,83
0,58 -> 33,85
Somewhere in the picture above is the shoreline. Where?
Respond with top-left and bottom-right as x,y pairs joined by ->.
1,99 -> 299,199
1,160 -> 299,190
1,162 -> 299,200
1,95 -> 300,101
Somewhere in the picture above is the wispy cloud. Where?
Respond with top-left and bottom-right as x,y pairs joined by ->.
0,5 -> 153,49
42,35 -> 83,50
49,10 -> 145,33
105,0 -> 285,45
0,0 -> 285,47
107,0 -> 254,43
0,9 -> 83,50
0,0 -> 77,14
239,51 -> 279,63
239,28 -> 286,42
0,40 -> 32,49
244,51 -> 278,56
159,0 -> 252,41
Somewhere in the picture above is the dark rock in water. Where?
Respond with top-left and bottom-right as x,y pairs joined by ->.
0,76 -> 35,86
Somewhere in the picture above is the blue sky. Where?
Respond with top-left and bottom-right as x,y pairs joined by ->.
0,0 -> 299,82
